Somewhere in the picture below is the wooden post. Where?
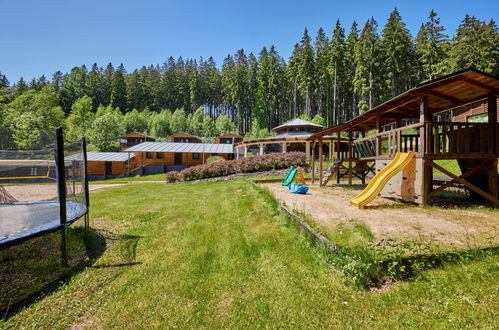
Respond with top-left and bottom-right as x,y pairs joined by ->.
488,159 -> 498,206
244,145 -> 248,158
305,141 -> 310,162
328,141 -> 332,161
376,115 -> 381,157
282,142 -> 287,153
259,143 -> 264,156
336,132 -> 341,184
319,137 -> 323,187
420,94 -> 432,206
488,96 -> 497,154
311,140 -> 316,185
127,152 -> 130,176
348,129 -> 353,187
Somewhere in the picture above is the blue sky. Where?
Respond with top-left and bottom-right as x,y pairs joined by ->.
1,0 -> 497,83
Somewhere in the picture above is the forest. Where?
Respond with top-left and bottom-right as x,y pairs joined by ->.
0,9 -> 497,151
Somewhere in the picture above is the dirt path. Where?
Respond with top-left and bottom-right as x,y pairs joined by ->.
4,184 -> 121,202
263,182 -> 499,249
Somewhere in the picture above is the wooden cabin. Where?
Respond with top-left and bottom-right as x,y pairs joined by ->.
125,142 -> 233,174
66,152 -> 136,179
309,69 -> 499,206
234,118 -> 349,160
118,132 -> 155,151
166,133 -> 202,143
214,133 -> 243,144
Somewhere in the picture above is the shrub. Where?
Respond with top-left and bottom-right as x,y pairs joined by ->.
206,156 -> 225,164
167,152 -> 307,182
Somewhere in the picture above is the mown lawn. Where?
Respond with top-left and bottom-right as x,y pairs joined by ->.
1,180 -> 497,328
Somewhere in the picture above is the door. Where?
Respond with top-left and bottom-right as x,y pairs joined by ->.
174,153 -> 183,166
105,161 -> 112,178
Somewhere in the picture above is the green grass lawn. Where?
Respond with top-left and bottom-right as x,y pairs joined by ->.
2,180 -> 497,328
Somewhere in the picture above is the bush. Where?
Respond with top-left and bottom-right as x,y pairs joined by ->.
206,156 -> 225,164
166,152 -> 307,182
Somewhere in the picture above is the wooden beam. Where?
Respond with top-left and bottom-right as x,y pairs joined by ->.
427,163 -> 485,199
426,159 -> 499,205
427,90 -> 461,104
460,77 -> 499,94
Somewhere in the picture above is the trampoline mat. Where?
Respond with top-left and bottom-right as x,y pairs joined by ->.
0,201 -> 87,246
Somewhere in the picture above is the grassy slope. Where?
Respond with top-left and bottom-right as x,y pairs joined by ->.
2,181 -> 497,328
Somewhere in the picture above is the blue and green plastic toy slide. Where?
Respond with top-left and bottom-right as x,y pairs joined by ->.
282,167 -> 297,186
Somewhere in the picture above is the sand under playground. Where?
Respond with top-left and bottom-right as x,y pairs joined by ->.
263,182 -> 499,249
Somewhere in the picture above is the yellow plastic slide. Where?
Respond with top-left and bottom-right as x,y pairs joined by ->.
350,151 -> 416,209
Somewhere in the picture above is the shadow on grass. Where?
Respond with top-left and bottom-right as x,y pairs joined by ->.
0,229 -> 142,319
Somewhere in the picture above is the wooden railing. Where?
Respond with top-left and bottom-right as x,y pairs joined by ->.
425,122 -> 498,158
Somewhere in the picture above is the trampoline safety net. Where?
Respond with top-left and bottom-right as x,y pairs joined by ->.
0,126 -> 89,248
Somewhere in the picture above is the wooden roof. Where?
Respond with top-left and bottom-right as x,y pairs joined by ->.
215,133 -> 242,139
166,132 -> 202,139
118,132 -> 155,139
310,69 -> 499,139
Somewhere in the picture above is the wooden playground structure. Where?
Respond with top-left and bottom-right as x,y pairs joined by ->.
308,69 -> 499,207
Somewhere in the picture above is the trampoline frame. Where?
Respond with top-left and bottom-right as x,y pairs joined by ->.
0,127 -> 90,266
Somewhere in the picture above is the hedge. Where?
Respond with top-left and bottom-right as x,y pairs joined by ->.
166,152 -> 307,182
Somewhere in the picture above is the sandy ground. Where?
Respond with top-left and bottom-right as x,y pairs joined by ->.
263,182 -> 499,249
3,184 -> 120,202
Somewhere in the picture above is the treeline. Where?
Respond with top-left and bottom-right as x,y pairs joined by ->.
0,9 -> 497,141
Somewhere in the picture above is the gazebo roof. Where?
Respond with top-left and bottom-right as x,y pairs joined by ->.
273,118 -> 323,131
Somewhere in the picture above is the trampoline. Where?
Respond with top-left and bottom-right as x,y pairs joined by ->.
0,127 -> 90,265
0,201 -> 87,248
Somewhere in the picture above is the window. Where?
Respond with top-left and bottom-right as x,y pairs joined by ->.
468,113 -> 488,123
156,152 -> 164,159
193,153 -> 200,160
146,152 -> 154,159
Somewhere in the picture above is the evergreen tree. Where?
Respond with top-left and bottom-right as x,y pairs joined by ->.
297,28 -> 315,117
381,8 -> 414,97
345,21 -> 359,121
354,18 -> 380,112
315,27 -> 329,119
111,64 -> 127,111
85,63 -> 104,109
415,10 -> 449,81
0,71 -> 9,89
329,20 -> 347,124
13,77 -> 29,96
449,15 -> 498,75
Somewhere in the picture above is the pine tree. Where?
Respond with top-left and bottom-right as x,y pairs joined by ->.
14,77 -> 29,95
345,21 -> 359,120
111,64 -> 127,111
86,63 -> 104,109
449,15 -> 498,75
102,63 -> 115,106
329,20 -> 347,124
297,28 -> 315,117
381,8 -> 414,97
0,71 -> 9,89
314,27 -> 330,119
354,18 -> 380,112
415,10 -> 449,81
